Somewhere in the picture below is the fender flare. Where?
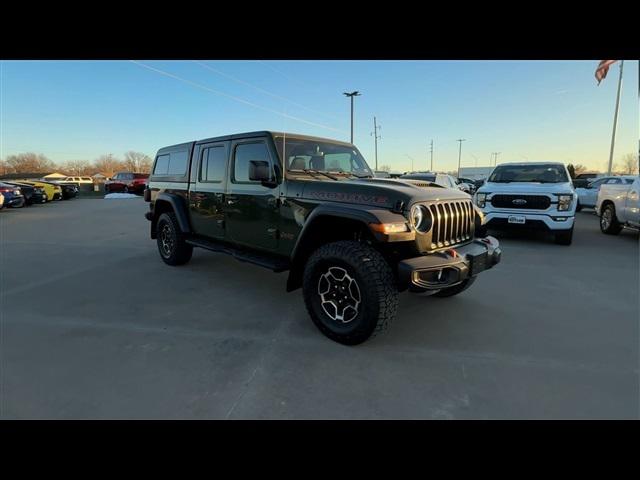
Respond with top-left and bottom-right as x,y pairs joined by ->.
286,203 -> 408,292
154,192 -> 191,233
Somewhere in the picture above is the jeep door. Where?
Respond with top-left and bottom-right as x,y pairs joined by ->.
225,139 -> 280,251
189,141 -> 229,240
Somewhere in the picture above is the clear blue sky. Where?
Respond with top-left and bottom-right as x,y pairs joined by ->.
1,60 -> 637,172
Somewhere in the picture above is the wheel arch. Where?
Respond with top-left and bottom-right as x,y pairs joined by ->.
286,204 -> 404,292
151,193 -> 191,239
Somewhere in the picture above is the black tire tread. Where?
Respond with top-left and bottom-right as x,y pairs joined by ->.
157,211 -> 193,266
302,240 -> 398,345
600,204 -> 623,235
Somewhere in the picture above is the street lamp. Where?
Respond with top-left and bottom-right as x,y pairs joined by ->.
343,91 -> 361,143
405,154 -> 416,172
456,139 -> 466,178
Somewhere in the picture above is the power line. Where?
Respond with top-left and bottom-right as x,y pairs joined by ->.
193,61 -> 341,122
130,61 -> 345,134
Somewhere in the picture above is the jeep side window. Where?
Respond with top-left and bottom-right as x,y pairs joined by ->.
200,146 -> 226,183
233,142 -> 272,183
153,155 -> 170,175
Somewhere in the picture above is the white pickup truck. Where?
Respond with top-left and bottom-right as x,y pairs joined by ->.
596,175 -> 640,234
474,162 -> 576,245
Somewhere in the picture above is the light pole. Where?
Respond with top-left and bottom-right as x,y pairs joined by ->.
492,152 -> 501,166
456,139 -> 466,178
343,91 -> 361,144
405,154 -> 415,172
429,140 -> 434,171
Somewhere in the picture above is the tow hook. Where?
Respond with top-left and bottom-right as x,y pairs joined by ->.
445,248 -> 459,258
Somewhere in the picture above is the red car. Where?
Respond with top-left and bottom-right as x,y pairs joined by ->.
105,172 -> 149,195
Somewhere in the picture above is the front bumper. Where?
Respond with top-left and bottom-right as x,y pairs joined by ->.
483,211 -> 574,231
397,236 -> 501,291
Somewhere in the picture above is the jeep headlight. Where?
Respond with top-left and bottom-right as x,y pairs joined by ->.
557,194 -> 573,211
410,204 -> 433,233
475,192 -> 487,208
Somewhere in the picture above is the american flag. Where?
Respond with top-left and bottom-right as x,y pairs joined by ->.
595,60 -> 618,85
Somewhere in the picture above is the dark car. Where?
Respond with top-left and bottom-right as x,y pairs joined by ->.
4,181 -> 48,205
105,172 -> 149,195
0,182 -> 26,208
54,182 -> 79,199
144,131 -> 501,345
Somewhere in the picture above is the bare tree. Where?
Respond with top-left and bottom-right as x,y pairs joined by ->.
93,154 -> 123,178
0,159 -> 11,175
378,164 -> 391,172
573,164 -> 587,175
620,153 -> 639,175
61,160 -> 91,176
123,151 -> 152,173
5,153 -> 56,173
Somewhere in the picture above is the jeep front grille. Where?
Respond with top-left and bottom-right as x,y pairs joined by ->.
428,200 -> 474,249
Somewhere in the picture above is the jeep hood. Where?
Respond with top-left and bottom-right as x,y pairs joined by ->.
296,177 -> 470,209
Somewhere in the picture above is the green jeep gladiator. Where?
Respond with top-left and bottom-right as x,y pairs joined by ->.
144,131 -> 501,345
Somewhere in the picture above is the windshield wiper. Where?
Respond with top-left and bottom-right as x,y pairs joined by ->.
288,168 -> 339,181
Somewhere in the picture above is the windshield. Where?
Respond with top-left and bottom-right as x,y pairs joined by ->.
274,136 -> 373,178
489,164 -> 568,183
400,174 -> 436,182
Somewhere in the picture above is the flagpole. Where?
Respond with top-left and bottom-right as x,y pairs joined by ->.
606,60 -> 624,175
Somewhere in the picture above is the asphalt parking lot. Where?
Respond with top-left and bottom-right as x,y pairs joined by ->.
1,198 -> 638,419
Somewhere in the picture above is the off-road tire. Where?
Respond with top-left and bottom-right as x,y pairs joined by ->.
302,240 -> 398,345
433,276 -> 477,297
554,226 -> 574,245
600,204 -> 623,235
156,212 -> 193,266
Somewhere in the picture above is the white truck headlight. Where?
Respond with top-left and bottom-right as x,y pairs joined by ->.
476,192 -> 487,208
557,194 -> 573,211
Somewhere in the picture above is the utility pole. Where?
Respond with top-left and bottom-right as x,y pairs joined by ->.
607,60 -> 624,175
371,116 -> 381,170
405,154 -> 415,172
456,139 -> 466,178
343,91 -> 361,144
492,152 -> 501,166
429,140 -> 434,171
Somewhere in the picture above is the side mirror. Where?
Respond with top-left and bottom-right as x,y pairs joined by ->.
249,160 -> 277,188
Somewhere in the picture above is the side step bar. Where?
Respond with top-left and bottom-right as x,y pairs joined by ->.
185,237 -> 290,273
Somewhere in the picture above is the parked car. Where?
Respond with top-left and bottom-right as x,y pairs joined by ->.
572,172 -> 604,189
575,175 -> 636,211
474,162 -> 576,245
145,131 -> 500,345
3,181 -> 48,205
16,180 -> 62,201
58,176 -> 94,185
374,170 -> 391,178
457,177 -> 478,195
0,182 -> 26,208
105,172 -> 149,194
399,172 -> 467,193
596,176 -> 640,234
49,181 -> 79,199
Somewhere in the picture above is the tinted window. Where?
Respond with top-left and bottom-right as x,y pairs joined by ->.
624,178 -> 635,184
324,153 -> 352,172
234,142 -> 271,183
606,178 -> 621,184
201,146 -> 226,182
168,151 -> 188,175
154,155 -> 170,175
489,164 -> 568,183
